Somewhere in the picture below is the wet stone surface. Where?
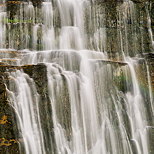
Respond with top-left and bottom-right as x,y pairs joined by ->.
0,69 -> 20,153
0,64 -> 62,154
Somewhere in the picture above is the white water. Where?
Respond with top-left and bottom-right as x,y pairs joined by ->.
0,0 -> 6,49
146,2 -> 154,49
125,58 -> 149,154
45,52 -> 133,154
146,61 -> 154,117
7,71 -> 45,154
1,0 -> 154,154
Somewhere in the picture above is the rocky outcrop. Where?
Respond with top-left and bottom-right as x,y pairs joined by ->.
0,63 -> 71,154
0,64 -> 52,153
0,67 -> 20,154
23,64 -> 57,154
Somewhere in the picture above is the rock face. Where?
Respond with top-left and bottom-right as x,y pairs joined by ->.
0,63 -> 72,154
90,0 -> 154,58
3,0 -> 154,54
145,53 -> 154,90
0,64 -> 54,153
23,64 -> 56,154
0,67 -> 20,153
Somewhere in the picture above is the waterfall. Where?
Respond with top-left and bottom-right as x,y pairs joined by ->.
146,61 -> 154,116
0,0 -> 154,154
0,0 -> 6,49
7,70 -> 45,154
125,58 -> 149,154
146,2 -> 154,49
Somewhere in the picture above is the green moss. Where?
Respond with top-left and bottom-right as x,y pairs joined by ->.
3,18 -> 34,24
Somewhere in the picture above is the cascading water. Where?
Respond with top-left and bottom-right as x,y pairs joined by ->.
125,58 -> 149,154
146,2 -> 154,49
0,0 -> 6,49
0,0 -> 154,154
7,71 -> 45,154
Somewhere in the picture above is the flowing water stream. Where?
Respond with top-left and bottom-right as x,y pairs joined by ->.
0,0 -> 154,154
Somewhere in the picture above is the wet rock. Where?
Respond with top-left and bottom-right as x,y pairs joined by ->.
131,0 -> 151,2
6,1 -> 21,20
148,127 -> 154,154
0,69 -> 20,153
23,64 -> 71,150
0,141 -> 20,154
0,84 -> 5,94
0,64 -> 54,153
31,0 -> 42,8
144,53 -> 154,92
89,0 -> 154,58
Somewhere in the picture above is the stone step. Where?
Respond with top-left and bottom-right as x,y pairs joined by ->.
0,58 -> 21,65
144,52 -> 154,59
89,59 -> 128,66
0,50 -> 21,59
